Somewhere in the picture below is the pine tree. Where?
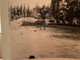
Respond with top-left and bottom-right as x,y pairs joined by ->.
35,4 -> 41,13
16,6 -> 19,16
51,0 -> 61,24
51,0 -> 56,16
10,5 -> 14,20
23,4 -> 26,17
27,5 -> 31,17
13,7 -> 16,16
20,5 -> 22,16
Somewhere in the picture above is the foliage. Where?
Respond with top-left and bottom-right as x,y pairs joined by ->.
9,0 -> 80,26
51,0 -> 80,26
9,4 -> 32,20
39,5 -> 50,19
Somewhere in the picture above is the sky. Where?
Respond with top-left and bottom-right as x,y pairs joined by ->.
9,0 -> 51,9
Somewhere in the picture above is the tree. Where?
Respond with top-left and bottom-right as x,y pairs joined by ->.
23,4 -> 26,17
13,7 -> 16,16
9,5 -> 14,20
27,5 -> 31,17
50,0 -> 56,16
73,1 -> 80,26
32,4 -> 41,18
66,0 -> 78,25
16,6 -> 20,16
20,5 -> 23,16
51,0 -> 62,24
39,5 -> 49,19
35,4 -> 41,13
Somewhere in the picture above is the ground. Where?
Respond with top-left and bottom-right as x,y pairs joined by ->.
9,18 -> 80,60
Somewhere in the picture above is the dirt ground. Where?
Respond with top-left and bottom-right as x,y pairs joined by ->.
9,25 -> 80,60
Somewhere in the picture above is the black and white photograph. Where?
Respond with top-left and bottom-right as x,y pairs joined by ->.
8,0 -> 80,60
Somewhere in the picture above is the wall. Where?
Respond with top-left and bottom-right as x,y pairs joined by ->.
0,0 -> 1,33
0,0 -> 2,58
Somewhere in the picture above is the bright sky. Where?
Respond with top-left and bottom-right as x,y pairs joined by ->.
9,0 -> 51,9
